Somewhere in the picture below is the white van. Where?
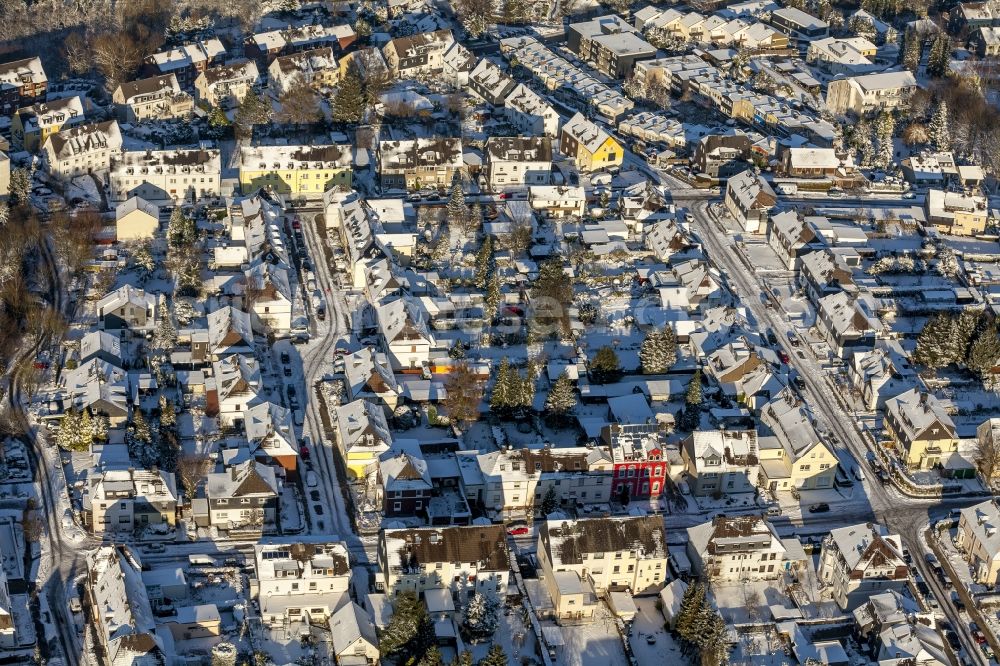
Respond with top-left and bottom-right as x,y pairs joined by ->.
853,466 -> 866,482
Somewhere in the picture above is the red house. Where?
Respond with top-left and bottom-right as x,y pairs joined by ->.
602,422 -> 670,500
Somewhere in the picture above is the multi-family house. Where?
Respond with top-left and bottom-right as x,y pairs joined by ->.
567,15 -> 657,78
723,169 -> 776,233
826,70 -> 917,117
768,6 -> 829,40
335,399 -> 392,479
468,58 -> 516,105
377,138 -> 463,191
211,354 -> 263,427
109,148 -> 222,204
59,358 -> 130,425
112,74 -> 194,124
560,113 -> 624,173
815,291 -> 883,357
460,445 -> 614,518
245,259 -> 293,334
382,29 -> 455,78
252,541 -> 351,626
194,60 -> 260,108
503,84 -> 561,138
978,419 -> 1000,484
115,197 -> 160,242
484,136 -> 552,190
853,590 -> 948,665
343,348 -> 400,410
12,96 -> 85,152
268,48 -> 339,97
767,211 -> 821,271
374,297 -> 434,372
441,41 -> 477,87
883,389 -> 958,470
41,119 -> 122,180
377,525 -> 510,599
87,546 -> 167,666
144,38 -> 226,88
758,388 -> 839,493
850,340 -> 919,411
207,305 -> 255,359
240,144 -> 352,199
378,441 -> 432,518
818,523 -> 907,610
602,422 -> 672,500
529,186 -> 587,218
537,516 -> 668,624
799,248 -> 861,306
682,429 -> 759,496
687,514 -> 803,581
781,147 -> 860,181
203,460 -> 280,531
956,499 -> 1000,585
806,36 -> 879,75
84,466 -> 178,533
96,285 -> 157,333
925,189 -> 989,237
0,57 -> 46,115
976,26 -> 1000,55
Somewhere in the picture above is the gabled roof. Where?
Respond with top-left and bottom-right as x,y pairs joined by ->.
207,460 -> 278,499
207,306 -> 254,354
541,516 -> 666,566
329,602 -> 378,656
562,112 -> 615,153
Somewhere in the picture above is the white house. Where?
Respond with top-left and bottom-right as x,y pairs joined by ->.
504,83 -> 561,138
253,541 -> 351,627
687,514 -> 804,581
41,119 -> 122,180
109,148 -> 222,204
818,523 -> 907,610
484,136 -> 553,190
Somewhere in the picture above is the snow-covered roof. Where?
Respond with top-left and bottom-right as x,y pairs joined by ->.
540,516 -> 667,567
329,601 -> 378,656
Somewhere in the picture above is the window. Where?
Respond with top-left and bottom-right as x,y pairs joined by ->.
393,502 -> 401,511
800,465 -> 811,471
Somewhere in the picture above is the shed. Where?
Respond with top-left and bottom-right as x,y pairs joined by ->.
659,579 -> 688,629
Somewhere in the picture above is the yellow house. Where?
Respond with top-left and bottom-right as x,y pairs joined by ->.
12,95 -> 85,152
884,388 -> 958,469
559,112 -> 624,173
335,398 -> 391,479
926,189 -> 989,237
956,500 -> 1000,585
239,144 -> 352,199
115,196 -> 160,242
758,390 -> 839,492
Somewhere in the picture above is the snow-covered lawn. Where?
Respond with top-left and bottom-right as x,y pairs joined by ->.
628,597 -> 681,664
556,605 -> 627,666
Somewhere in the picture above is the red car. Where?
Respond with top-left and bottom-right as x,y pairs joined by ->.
299,445 -> 311,460
779,350 -> 790,364
507,526 -> 530,536
497,192 -> 509,200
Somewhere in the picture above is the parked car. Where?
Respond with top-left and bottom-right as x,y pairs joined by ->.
787,330 -> 800,346
507,526 -> 530,536
808,503 -> 830,513
916,581 -> 930,597
766,329 -> 778,345
299,445 -> 311,460
306,471 -> 318,488
945,631 -> 960,651
779,350 -> 790,364
280,352 -> 290,364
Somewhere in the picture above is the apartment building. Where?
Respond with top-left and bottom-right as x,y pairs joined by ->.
758,388 -> 839,492
537,516 -> 668,624
377,138 -> 463,191
484,136 -> 553,189
194,60 -> 260,108
0,56 -> 46,115
504,83 -> 561,138
84,467 -> 178,533
382,29 -> 455,77
883,389 -> 958,470
113,74 -> 194,124
145,38 -> 226,87
768,7 -> 829,40
818,523 -> 907,610
567,14 -> 657,78
41,120 -> 122,180
12,95 -> 85,152
603,422 -> 673,500
468,58 -> 516,105
807,37 -> 878,75
687,514 -> 802,581
724,169 -> 777,233
239,144 -> 352,199
203,460 -> 280,531
109,149 -> 222,204
252,541 -> 351,626
682,429 -> 760,496
377,525 -> 510,599
826,70 -> 917,117
268,47 -> 339,96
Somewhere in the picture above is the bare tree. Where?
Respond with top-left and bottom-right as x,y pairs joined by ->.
92,31 -> 145,93
975,428 -> 1000,484
177,453 -> 213,499
444,361 -> 483,430
274,82 -> 322,126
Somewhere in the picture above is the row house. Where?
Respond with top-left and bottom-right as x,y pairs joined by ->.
849,340 -> 920,411
41,119 -> 122,180
467,58 -> 516,106
87,546 -> 167,666
682,429 -> 759,496
0,56 -> 46,115
12,95 -> 85,152
603,422 -> 672,500
767,210 -> 821,271
459,445 -> 614,518
687,514 -> 803,582
504,83 -> 560,138
818,523 -> 907,610
799,247 -> 861,306
211,354 -> 263,428
884,389 -> 959,471
246,24 -> 355,64
758,388 -> 839,493
194,60 -> 259,108
202,459 -> 280,532
335,398 -> 392,479
343,347 -> 400,410
207,305 -> 254,360
109,148 -> 222,204
245,259 -> 294,335
378,441 -> 433,518
252,541 -> 351,627
377,138 -> 463,191
374,296 -> 434,372
243,401 -> 299,478
382,29 -> 455,78
377,525 -> 510,599
239,144 -> 352,199
559,112 -> 624,173
268,47 -> 339,97
112,74 -> 194,124
537,516 -> 668,624
84,466 -> 178,533
484,136 -> 552,190
144,38 -> 226,88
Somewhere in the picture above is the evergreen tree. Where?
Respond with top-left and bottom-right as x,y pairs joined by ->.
153,314 -> 178,352
485,269 -> 502,322
453,651 -> 474,666
463,592 -> 500,639
332,69 -> 365,123
902,28 -> 921,72
380,591 -> 434,660
927,34 -> 951,78
515,368 -> 536,416
418,646 -> 444,666
539,484 -> 559,516
80,408 -> 94,446
132,409 -> 152,445
56,407 -> 82,451
874,112 -> 896,170
491,358 -> 514,413
686,369 -> 703,406
447,176 -> 468,229
475,236 -> 494,289
544,371 -> 577,420
530,259 -> 574,339
234,91 -> 271,138
469,202 -> 483,233
679,370 -> 703,431
968,326 -> 1000,384
477,644 -> 508,666
449,340 -> 467,359
92,414 -> 109,442
132,241 -> 156,282
675,581 -> 706,648
160,396 -> 176,427
8,167 -> 31,206
929,99 -> 951,151
640,327 -> 678,374
590,346 -> 622,384
168,207 -> 196,248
